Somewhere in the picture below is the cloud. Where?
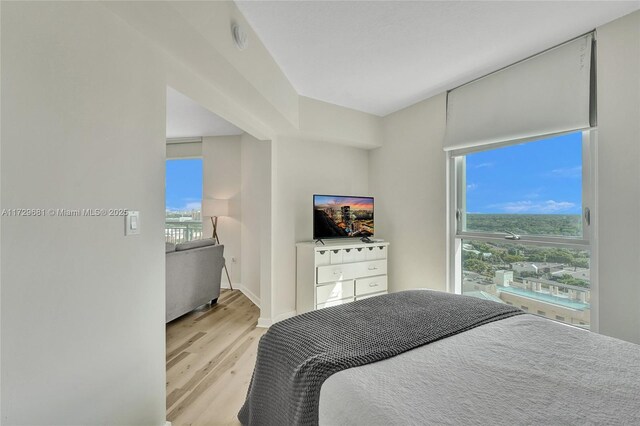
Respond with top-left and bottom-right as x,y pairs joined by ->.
184,201 -> 202,210
467,183 -> 478,191
489,200 -> 576,214
473,162 -> 494,169
166,200 -> 202,212
546,166 -> 582,178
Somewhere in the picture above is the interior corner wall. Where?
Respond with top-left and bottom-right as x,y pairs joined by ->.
1,2 -> 166,424
369,94 -> 448,293
271,137 -> 370,319
595,10 -> 640,344
202,136 -> 242,287
240,134 -> 272,307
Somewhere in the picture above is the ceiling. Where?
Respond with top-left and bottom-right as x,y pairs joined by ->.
236,1 -> 640,116
166,87 -> 243,138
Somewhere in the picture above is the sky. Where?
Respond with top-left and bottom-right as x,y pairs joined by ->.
315,195 -> 374,211
466,132 -> 582,214
166,159 -> 203,211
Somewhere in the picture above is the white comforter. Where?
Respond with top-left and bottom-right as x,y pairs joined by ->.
319,315 -> 640,425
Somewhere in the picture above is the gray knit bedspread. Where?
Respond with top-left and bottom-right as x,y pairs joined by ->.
237,290 -> 524,426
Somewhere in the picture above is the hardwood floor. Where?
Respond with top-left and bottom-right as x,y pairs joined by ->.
166,289 -> 266,425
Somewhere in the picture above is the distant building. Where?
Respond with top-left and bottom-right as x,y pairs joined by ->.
520,277 -> 590,303
463,271 -> 497,295
512,262 -> 564,275
552,267 -> 590,281
496,276 -> 591,327
498,286 -> 590,327
494,270 -> 513,287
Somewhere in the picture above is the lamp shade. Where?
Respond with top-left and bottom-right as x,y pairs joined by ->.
202,198 -> 229,217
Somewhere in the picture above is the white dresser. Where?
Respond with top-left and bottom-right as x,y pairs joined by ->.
296,241 -> 389,314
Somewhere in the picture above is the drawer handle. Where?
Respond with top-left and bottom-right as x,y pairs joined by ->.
368,266 -> 378,270
369,283 -> 378,287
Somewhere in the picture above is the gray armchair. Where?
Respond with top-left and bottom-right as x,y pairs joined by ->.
166,239 -> 225,323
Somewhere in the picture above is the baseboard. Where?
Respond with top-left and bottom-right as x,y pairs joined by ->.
257,317 -> 272,328
220,281 -> 238,290
237,284 -> 261,308
257,309 -> 297,328
274,310 -> 297,323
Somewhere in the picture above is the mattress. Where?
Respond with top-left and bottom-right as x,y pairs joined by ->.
319,315 -> 640,425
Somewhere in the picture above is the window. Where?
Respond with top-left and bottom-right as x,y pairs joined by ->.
450,132 -> 594,329
165,158 -> 203,243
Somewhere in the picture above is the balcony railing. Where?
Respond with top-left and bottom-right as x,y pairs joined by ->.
165,220 -> 203,244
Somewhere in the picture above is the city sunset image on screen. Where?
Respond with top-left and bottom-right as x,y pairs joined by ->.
313,195 -> 374,239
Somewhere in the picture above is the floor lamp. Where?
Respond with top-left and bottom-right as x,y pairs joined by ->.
202,198 -> 233,290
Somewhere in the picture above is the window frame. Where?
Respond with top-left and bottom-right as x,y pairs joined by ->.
446,130 -> 598,331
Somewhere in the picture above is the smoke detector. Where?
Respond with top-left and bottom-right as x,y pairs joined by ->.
231,23 -> 248,51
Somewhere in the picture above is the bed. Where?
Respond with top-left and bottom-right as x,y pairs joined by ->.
238,290 -> 640,425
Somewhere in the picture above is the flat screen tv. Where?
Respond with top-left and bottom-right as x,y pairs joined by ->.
313,194 -> 374,239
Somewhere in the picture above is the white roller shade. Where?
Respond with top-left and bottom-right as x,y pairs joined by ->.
444,33 -> 595,152
166,140 -> 202,159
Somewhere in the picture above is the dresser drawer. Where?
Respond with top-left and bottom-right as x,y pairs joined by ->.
317,297 -> 354,310
315,250 -> 331,266
353,247 -> 366,262
365,246 -> 378,260
355,275 -> 388,296
317,263 -> 360,284
356,291 -> 388,301
358,260 -> 387,278
342,248 -> 357,263
316,280 -> 355,305
375,245 -> 388,259
330,249 -> 343,264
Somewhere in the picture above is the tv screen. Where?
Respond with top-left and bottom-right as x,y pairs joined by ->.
313,195 -> 374,239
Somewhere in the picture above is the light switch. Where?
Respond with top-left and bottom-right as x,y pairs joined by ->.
125,211 -> 140,236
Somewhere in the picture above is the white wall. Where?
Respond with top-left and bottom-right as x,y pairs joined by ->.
271,137 -> 370,319
105,2 -> 383,150
101,1 -> 382,326
202,136 -> 242,287
369,94 -> 448,293
0,1 -> 379,422
595,10 -> 640,344
1,2 -> 166,424
103,1 -> 298,139
298,96 -> 383,148
240,134 -> 272,308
